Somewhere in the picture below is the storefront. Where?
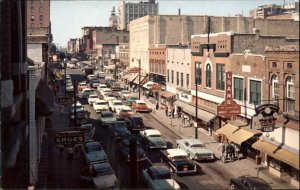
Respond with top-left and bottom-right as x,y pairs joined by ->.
160,91 -> 176,106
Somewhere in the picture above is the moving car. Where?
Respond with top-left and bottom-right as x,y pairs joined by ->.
103,92 -> 116,103
111,82 -> 122,91
96,84 -> 107,93
78,81 -> 88,91
160,148 -> 198,175
142,166 -> 180,190
81,88 -> 93,99
140,129 -> 167,149
116,106 -> 135,118
176,139 -> 214,161
118,90 -> 132,99
79,162 -> 119,189
93,99 -> 109,113
87,74 -> 96,82
90,79 -> 100,89
79,124 -> 96,142
125,95 -> 139,106
118,139 -> 147,162
109,121 -> 131,140
108,100 -> 124,112
125,116 -> 145,131
131,100 -> 149,112
88,94 -> 99,106
230,176 -> 272,190
97,71 -> 106,79
99,111 -> 116,127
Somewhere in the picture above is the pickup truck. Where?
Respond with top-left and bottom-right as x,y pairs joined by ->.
160,148 -> 198,175
176,138 -> 215,161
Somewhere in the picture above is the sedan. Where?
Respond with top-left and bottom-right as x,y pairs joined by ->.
118,90 -> 132,99
78,81 -> 88,91
99,111 -> 116,127
79,124 -> 96,142
103,92 -> 116,103
88,94 -> 99,106
81,141 -> 104,155
109,121 -> 131,140
125,116 -> 145,131
108,100 -> 124,112
116,106 -> 135,118
139,129 -> 167,149
230,176 -> 272,190
93,99 -> 109,113
125,96 -> 139,106
118,139 -> 147,162
90,79 -> 100,89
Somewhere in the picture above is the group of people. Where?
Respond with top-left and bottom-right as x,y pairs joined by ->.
164,105 -> 176,118
218,141 -> 240,162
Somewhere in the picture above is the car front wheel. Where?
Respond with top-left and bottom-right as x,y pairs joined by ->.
230,184 -> 237,190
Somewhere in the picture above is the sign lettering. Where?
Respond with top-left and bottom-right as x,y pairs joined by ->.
54,131 -> 85,147
252,104 -> 281,132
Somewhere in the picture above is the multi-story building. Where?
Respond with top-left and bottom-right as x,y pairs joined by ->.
109,6 -> 118,28
81,26 -> 103,53
119,43 -> 130,68
129,15 -> 299,75
118,0 -> 158,30
26,0 -> 50,28
251,45 -> 299,188
67,38 -> 77,54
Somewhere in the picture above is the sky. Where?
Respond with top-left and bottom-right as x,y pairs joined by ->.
50,0 -> 296,48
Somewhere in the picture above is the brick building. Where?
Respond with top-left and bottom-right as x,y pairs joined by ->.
81,26 -> 103,53
67,38 -> 77,54
119,43 -> 130,68
26,0 -> 50,28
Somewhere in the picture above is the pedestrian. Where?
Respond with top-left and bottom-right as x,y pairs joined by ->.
226,142 -> 234,161
165,106 -> 168,117
182,114 -> 186,126
59,146 -> 64,158
234,144 -> 240,160
218,141 -> 226,158
171,107 -> 175,118
156,102 -> 159,110
67,147 -> 74,165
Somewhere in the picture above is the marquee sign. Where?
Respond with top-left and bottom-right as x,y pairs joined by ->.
217,71 -> 241,118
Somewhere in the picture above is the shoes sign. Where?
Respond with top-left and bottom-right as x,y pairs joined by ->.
55,131 -> 85,147
56,96 -> 72,105
217,72 -> 241,118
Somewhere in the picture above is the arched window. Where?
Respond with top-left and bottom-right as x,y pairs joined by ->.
206,64 -> 211,87
286,77 -> 294,113
272,75 -> 279,105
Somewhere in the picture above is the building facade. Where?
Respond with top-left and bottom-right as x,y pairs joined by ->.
67,38 -> 77,54
129,15 -> 299,75
109,6 -> 118,28
81,26 -> 103,53
118,43 -> 130,68
26,0 -> 50,28
118,0 -> 158,30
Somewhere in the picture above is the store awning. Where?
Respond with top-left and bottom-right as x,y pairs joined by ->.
127,74 -> 139,83
140,76 -> 148,85
216,123 -> 257,145
161,91 -> 176,99
174,100 -> 216,125
252,139 -> 299,170
143,81 -> 155,90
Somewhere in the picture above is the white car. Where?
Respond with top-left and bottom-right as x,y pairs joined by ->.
100,88 -> 112,97
97,84 -> 107,93
103,92 -> 116,103
118,90 -> 132,99
108,100 -> 124,112
87,74 -> 96,81
116,106 -> 134,116
88,94 -> 99,106
93,99 -> 109,113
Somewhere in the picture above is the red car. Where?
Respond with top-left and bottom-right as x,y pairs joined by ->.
131,100 -> 149,112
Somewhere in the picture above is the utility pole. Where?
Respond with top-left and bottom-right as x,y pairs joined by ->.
64,61 -> 67,96
73,80 -> 77,126
195,63 -> 198,139
138,59 -> 141,100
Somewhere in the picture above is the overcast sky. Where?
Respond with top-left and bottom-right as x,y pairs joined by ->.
50,0 -> 295,48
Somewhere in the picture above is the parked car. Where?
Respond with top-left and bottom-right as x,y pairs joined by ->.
139,129 -> 167,149
87,74 -> 96,82
116,106 -> 135,118
78,81 -> 88,91
81,141 -> 104,155
99,111 -> 116,127
142,166 -> 180,190
176,139 -> 214,161
118,139 -> 147,162
70,101 -> 84,114
90,79 -> 100,88
131,100 -> 149,112
108,100 -> 124,112
97,84 -> 107,93
125,96 -> 139,106
74,109 -> 88,126
118,90 -> 132,99
160,148 -> 198,175
81,88 -> 93,99
88,94 -> 99,106
93,99 -> 109,113
79,124 -> 96,142
109,121 -> 131,140
125,116 -> 145,131
66,83 -> 74,93
79,162 -> 118,189
230,176 -> 272,190
103,92 -> 116,103
97,71 -> 106,79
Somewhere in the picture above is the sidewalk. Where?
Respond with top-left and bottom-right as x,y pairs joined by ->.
138,94 -> 296,189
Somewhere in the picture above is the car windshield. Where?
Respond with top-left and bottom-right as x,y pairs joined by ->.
96,102 -> 106,105
80,125 -> 93,131
191,144 -> 204,148
115,122 -> 127,128
86,146 -> 102,152
173,156 -> 188,161
155,173 -> 171,180
149,134 -> 161,138
121,109 -> 132,113
102,113 -> 113,118
95,168 -> 114,176
113,102 -> 123,106
137,103 -> 146,106
90,95 -> 98,98
130,97 -> 138,100
83,90 -> 91,93
107,94 -> 115,97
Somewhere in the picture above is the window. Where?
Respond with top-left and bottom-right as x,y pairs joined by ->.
31,15 -> 34,21
287,63 -> 293,69
39,15 -> 43,21
171,70 -> 174,84
249,80 -> 261,105
167,69 -> 169,82
186,74 -> 190,87
234,78 -> 243,101
31,7 -> 34,13
272,75 -> 279,105
180,73 -> 183,87
39,0 -> 43,4
206,64 -> 211,88
272,62 -> 277,67
216,64 -> 225,90
176,72 -> 179,85
39,6 -> 43,13
195,62 -> 202,85
31,23 -> 34,28
286,77 -> 294,113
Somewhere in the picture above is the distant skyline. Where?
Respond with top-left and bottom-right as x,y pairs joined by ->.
50,0 -> 296,48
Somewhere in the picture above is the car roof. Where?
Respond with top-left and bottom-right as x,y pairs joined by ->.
241,176 -> 271,188
166,148 -> 188,157
101,111 -> 113,115
85,151 -> 107,162
135,100 -> 145,103
82,88 -> 91,91
144,129 -> 161,136
148,166 -> 170,175
93,162 -> 112,171
120,106 -> 132,110
95,99 -> 106,103
181,138 -> 204,145
85,141 -> 102,147
111,100 -> 122,103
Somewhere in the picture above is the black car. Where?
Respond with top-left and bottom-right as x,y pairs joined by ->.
109,121 -> 131,140
90,79 -> 100,88
230,176 -> 272,190
79,124 -> 96,142
118,139 -> 147,162
81,141 -> 104,154
75,110 -> 88,125
125,116 -> 145,131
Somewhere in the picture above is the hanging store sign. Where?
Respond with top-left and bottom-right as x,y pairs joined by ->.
151,83 -> 161,91
217,71 -> 241,118
54,131 -> 85,146
252,104 -> 281,132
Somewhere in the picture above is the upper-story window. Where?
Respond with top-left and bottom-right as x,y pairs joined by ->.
186,74 -> 190,88
39,15 -> 43,21
31,7 -> 34,13
39,6 -> 43,13
195,62 -> 201,85
206,64 -> 211,88
167,69 -> 169,82
249,80 -> 261,105
31,15 -> 34,21
286,77 -> 294,113
234,77 -> 243,101
271,75 -> 279,105
216,64 -> 225,90
176,72 -> 179,86
171,70 -> 174,84
180,73 -> 183,87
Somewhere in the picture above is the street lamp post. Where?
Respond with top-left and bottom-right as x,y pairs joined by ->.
132,58 -> 141,100
195,63 -> 198,139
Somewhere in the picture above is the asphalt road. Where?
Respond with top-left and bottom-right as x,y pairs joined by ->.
67,68 -> 234,189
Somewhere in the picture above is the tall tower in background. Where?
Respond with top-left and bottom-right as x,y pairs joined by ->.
118,0 -> 159,31
26,0 -> 50,28
109,6 -> 118,28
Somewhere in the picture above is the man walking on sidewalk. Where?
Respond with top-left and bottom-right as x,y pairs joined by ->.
165,106 -> 168,117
